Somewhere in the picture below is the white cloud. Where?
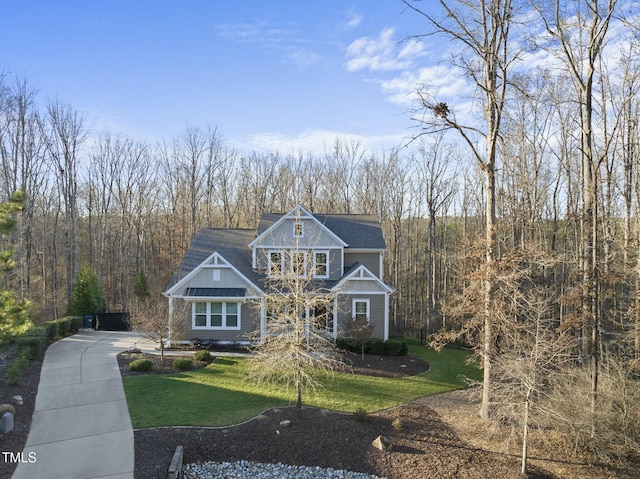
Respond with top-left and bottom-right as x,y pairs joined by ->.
345,12 -> 363,29
345,28 -> 424,72
235,129 -> 405,156
379,64 -> 473,107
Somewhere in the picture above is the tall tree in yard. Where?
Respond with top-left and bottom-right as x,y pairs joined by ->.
0,190 -> 31,341
530,0 -> 619,438
403,0 -> 517,419
247,231 -> 343,410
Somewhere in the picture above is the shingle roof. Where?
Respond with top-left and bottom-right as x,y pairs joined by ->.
165,212 -> 386,294
165,228 -> 262,292
257,213 -> 386,250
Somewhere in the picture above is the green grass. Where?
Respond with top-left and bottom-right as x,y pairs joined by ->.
123,340 -> 481,428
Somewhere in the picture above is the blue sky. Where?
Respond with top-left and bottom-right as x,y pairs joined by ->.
1,0 -> 442,154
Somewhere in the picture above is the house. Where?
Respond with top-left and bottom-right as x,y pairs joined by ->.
163,205 -> 394,344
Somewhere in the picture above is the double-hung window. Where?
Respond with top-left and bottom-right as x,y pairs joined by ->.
313,251 -> 328,278
192,302 -> 241,329
353,299 -> 370,323
269,251 -> 283,276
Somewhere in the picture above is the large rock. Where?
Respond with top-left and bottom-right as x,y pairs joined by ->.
0,412 -> 14,435
0,404 -> 15,416
372,435 -> 392,451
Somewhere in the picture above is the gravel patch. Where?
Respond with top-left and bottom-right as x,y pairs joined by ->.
181,460 -> 386,479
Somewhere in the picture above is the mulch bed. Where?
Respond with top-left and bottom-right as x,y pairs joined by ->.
3,342 -> 638,479
0,344 -> 44,479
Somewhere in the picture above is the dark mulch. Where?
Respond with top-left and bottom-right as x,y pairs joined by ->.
128,353 -> 547,479
3,342 -> 638,479
117,352 -> 211,376
0,344 -> 44,479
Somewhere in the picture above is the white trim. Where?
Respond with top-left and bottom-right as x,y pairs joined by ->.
332,297 -> 338,340
352,298 -> 370,322
248,205 -> 348,248
293,221 -> 304,238
343,248 -> 386,253
268,250 -> 284,276
384,294 -> 389,340
333,264 -> 395,294
313,250 -> 329,279
164,251 -> 263,296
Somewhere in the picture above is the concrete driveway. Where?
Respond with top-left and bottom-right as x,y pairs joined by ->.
12,330 -> 146,479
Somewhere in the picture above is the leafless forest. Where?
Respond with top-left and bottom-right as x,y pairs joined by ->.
1,0 -> 640,468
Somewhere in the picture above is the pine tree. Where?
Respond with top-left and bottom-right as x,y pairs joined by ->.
0,191 -> 31,342
67,265 -> 106,316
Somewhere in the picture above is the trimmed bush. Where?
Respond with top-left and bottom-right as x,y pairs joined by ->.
336,337 -> 407,356
384,339 -> 408,356
69,316 -> 84,330
6,348 -> 30,385
368,339 -> 385,355
193,350 -> 213,363
335,337 -> 350,351
56,318 -> 71,336
129,358 -> 153,372
173,357 -> 193,371
16,334 -> 47,359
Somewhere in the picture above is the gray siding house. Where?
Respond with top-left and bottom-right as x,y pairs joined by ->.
163,205 -> 394,344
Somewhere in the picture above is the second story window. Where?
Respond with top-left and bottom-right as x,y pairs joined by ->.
294,222 -> 304,237
314,251 -> 328,278
269,251 -> 283,276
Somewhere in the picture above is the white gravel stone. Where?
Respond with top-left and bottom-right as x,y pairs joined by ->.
180,461 -> 387,479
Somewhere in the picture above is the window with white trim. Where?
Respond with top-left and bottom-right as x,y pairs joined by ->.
269,251 -> 283,276
353,299 -> 370,322
313,251 -> 328,278
294,222 -> 304,237
192,302 -> 241,329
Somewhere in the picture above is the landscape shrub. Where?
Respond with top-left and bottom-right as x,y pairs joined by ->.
16,333 -> 46,359
173,357 -> 193,371
384,339 -> 408,356
193,350 -> 213,363
57,318 -> 72,336
6,348 -> 30,385
335,337 -> 407,356
129,358 -> 153,372
353,407 -> 369,422
45,320 -> 59,338
335,337 -> 350,351
69,315 -> 84,330
368,339 -> 385,355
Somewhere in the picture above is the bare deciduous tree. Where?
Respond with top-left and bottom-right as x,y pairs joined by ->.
247,232 -> 343,409
403,0 -> 518,419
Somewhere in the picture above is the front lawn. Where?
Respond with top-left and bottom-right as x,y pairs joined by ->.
123,341 -> 480,428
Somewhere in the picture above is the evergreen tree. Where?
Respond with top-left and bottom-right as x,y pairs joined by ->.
67,265 -> 106,316
0,191 -> 31,342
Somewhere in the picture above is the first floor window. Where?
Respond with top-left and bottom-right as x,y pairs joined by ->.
195,302 -> 207,327
192,302 -> 241,329
353,299 -> 369,322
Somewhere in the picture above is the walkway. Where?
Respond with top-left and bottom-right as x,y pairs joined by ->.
12,330 -> 146,479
